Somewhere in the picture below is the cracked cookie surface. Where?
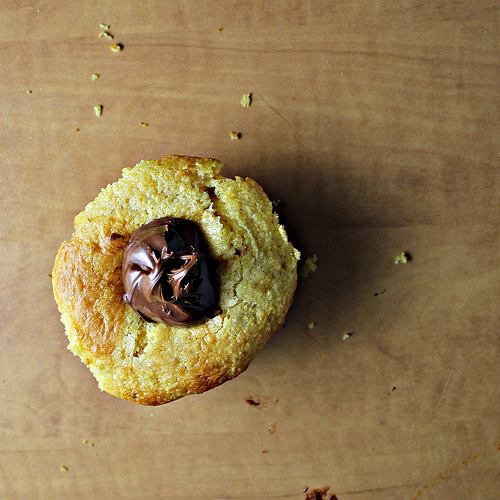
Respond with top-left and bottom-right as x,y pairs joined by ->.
52,155 -> 300,405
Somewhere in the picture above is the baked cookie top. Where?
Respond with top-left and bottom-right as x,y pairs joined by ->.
52,155 -> 300,405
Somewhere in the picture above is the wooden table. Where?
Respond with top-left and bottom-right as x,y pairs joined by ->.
1,1 -> 498,498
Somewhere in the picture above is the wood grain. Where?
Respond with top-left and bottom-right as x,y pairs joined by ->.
1,1 -> 499,498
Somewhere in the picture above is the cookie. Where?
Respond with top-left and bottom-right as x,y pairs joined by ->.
52,155 -> 300,405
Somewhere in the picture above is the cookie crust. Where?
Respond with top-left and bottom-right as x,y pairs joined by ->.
52,155 -> 300,405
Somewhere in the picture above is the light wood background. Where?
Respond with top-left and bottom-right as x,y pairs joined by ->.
1,1 -> 499,499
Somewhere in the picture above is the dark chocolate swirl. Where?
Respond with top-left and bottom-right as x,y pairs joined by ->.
122,218 -> 219,326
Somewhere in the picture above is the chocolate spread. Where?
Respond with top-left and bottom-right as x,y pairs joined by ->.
122,218 -> 219,327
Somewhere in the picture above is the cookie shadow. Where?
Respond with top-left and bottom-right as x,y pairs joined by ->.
243,153 -> 412,349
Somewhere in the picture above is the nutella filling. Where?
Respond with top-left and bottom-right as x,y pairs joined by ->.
122,218 -> 219,327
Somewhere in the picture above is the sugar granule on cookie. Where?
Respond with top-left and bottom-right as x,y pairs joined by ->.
52,155 -> 300,405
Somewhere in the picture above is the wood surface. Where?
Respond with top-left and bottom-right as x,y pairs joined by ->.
1,1 -> 499,499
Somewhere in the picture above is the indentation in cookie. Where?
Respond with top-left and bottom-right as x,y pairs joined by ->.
133,329 -> 148,357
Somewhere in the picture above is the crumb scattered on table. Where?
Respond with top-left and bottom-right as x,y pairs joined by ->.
100,23 -> 110,30
110,43 -> 123,52
394,252 -> 408,264
342,332 -> 353,341
304,486 -> 330,499
229,131 -> 240,140
74,128 -> 80,132
308,322 -> 316,329
140,121 -> 149,127
94,104 -> 102,116
299,254 -> 318,277
271,199 -> 281,210
245,397 -> 260,406
26,90 -> 32,94
91,73 -> 99,81
241,93 -> 252,107
60,465 -> 68,472
99,31 -> 113,40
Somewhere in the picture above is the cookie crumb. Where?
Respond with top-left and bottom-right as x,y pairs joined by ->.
241,93 -> 252,107
99,31 -> 113,39
110,43 -> 123,52
99,30 -> 114,39
60,465 -> 68,472
308,322 -> 316,329
271,199 -> 281,210
218,27 -> 224,32
229,131 -> 240,140
299,254 -> 318,277
305,486 -> 330,500
94,104 -> 102,116
342,332 -> 353,341
74,128 -> 80,132
245,397 -> 260,406
91,73 -> 99,81
26,89 -> 32,94
100,23 -> 110,30
82,439 -> 88,444
394,252 -> 408,264
140,121 -> 149,127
